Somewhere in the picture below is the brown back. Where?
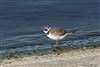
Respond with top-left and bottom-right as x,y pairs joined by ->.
49,27 -> 67,35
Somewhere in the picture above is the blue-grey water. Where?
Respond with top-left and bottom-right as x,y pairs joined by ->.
0,0 -> 100,58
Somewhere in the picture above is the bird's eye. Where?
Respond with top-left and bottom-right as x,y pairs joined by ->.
45,28 -> 48,31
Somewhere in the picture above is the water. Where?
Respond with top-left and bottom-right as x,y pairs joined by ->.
0,0 -> 100,58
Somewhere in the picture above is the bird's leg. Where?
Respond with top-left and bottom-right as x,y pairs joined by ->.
53,40 -> 62,50
52,40 -> 59,50
54,40 -> 59,48
52,40 -> 63,55
53,40 -> 63,55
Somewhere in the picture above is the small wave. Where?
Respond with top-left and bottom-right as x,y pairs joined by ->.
0,30 -> 100,59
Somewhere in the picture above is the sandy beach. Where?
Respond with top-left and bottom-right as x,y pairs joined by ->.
0,47 -> 100,67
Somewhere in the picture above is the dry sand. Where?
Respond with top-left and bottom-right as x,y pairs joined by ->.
0,48 -> 100,67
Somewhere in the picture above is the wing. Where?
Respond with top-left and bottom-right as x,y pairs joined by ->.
50,27 -> 67,35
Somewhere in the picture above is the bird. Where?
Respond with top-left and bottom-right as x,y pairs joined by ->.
43,26 -> 73,48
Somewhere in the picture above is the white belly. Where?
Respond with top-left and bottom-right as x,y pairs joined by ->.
47,34 -> 67,40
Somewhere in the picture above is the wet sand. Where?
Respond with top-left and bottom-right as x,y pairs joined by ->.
0,48 -> 100,67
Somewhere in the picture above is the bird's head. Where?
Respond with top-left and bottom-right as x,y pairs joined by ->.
43,26 -> 51,34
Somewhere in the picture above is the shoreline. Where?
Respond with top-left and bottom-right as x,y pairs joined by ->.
1,41 -> 100,60
0,47 -> 100,67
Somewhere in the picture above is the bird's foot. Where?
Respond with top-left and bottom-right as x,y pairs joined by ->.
52,44 -> 63,55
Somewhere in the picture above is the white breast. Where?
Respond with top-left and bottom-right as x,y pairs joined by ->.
47,33 -> 67,40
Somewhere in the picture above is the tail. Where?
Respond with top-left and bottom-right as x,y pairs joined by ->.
66,28 -> 78,35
